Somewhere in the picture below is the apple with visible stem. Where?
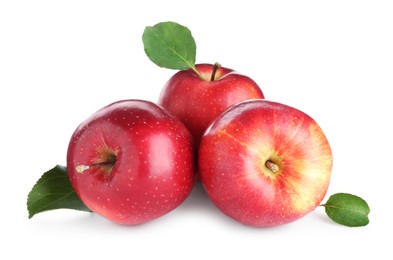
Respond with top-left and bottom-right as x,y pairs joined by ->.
158,63 -> 264,149
198,99 -> 333,227
66,100 -> 195,225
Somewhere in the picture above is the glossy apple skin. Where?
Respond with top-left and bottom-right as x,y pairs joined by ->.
67,100 -> 195,225
199,99 -> 333,227
158,64 -> 264,148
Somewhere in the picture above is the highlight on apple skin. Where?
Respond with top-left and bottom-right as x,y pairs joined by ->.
158,63 -> 264,149
66,100 -> 195,225
198,99 -> 333,227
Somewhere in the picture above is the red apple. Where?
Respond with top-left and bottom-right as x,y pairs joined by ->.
198,99 -> 333,227
66,100 -> 195,225
158,63 -> 264,148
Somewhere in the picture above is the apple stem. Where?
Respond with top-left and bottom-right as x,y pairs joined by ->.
265,160 -> 280,173
76,156 -> 117,174
76,165 -> 90,173
210,62 -> 221,81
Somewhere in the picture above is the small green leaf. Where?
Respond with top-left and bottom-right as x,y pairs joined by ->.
142,21 -> 197,71
322,193 -> 370,227
27,165 -> 91,218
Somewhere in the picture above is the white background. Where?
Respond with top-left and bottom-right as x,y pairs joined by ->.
1,0 -> 392,259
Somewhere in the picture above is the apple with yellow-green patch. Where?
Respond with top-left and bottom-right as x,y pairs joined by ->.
198,99 -> 333,227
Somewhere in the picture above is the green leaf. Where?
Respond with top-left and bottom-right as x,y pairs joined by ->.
27,165 -> 91,218
142,21 -> 197,71
322,193 -> 370,227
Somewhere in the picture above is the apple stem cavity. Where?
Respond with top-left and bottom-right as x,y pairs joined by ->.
265,160 -> 280,173
210,62 -> 221,81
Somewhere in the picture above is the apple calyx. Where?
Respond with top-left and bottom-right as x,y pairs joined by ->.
265,160 -> 280,173
210,62 -> 221,81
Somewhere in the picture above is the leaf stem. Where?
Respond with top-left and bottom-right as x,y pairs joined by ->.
191,66 -> 205,80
